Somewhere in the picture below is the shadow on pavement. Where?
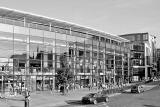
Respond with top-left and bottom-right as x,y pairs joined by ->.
10,106 -> 22,107
65,100 -> 83,105
143,104 -> 160,107
121,90 -> 135,94
121,91 -> 131,94
55,100 -> 92,107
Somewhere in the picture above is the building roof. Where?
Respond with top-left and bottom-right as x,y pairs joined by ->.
0,7 -> 129,42
119,32 -> 148,37
119,32 -> 156,38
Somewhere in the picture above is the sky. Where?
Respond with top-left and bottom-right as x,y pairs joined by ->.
0,0 -> 160,47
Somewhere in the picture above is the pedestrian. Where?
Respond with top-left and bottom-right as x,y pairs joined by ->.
88,83 -> 91,91
66,84 -> 69,93
60,85 -> 64,95
9,83 -> 13,95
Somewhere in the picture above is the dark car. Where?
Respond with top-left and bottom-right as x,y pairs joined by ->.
81,92 -> 109,104
131,84 -> 144,93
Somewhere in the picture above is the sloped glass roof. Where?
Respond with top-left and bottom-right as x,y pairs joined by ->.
0,7 -> 129,42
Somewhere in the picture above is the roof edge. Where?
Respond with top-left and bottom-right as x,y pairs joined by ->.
0,7 -> 129,42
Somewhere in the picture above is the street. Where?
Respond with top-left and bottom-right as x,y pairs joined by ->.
0,82 -> 160,107
107,85 -> 160,107
58,84 -> 160,107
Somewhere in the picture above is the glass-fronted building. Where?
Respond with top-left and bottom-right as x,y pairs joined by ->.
156,49 -> 160,76
119,33 -> 156,81
0,7 -> 130,94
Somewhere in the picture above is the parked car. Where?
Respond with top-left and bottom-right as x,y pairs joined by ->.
81,91 -> 109,104
145,79 -> 153,83
131,84 -> 144,93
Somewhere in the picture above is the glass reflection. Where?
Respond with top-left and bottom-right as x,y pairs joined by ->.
30,43 -> 44,52
14,41 -> 26,51
44,31 -> 55,39
0,17 -> 130,92
0,40 -> 13,50
30,36 -> 43,44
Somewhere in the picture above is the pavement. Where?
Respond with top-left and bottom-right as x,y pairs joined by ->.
0,82 -> 158,107
0,88 -> 122,107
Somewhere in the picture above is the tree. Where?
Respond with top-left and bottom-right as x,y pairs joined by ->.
56,53 -> 73,88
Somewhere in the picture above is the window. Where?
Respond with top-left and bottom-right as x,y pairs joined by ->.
106,38 -> 110,43
143,34 -> 148,41
100,37 -> 105,42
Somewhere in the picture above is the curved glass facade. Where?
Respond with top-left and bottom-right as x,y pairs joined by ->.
0,10 -> 130,94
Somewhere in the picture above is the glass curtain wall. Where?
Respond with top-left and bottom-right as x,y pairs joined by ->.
0,17 -> 130,94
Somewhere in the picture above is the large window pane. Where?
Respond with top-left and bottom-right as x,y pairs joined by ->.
0,49 -> 13,58
0,31 -> 13,40
30,36 -> 43,44
30,43 -> 44,52
44,31 -> 55,39
14,41 -> 26,51
14,34 -> 27,42
0,58 -> 13,72
85,39 -> 92,50
44,38 -> 55,46
14,26 -> 29,35
56,46 -> 68,55
56,39 -> 66,47
0,40 -> 13,50
44,45 -> 54,53
13,51 -> 27,59
0,23 -> 13,33
66,35 -> 76,42
56,33 -> 66,41
30,28 -> 43,37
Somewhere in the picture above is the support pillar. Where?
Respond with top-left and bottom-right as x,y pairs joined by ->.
145,44 -> 148,80
103,48 -> 106,85
26,31 -> 30,90
52,53 -> 55,90
52,34 -> 56,90
145,65 -> 148,80
90,45 -> 93,87
97,39 -> 100,87
113,50 -> 116,85
122,54 -> 124,84
127,53 -> 130,83
73,44 -> 76,88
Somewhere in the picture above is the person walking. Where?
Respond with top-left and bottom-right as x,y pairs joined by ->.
66,84 -> 69,93
88,83 -> 91,91
60,84 -> 65,95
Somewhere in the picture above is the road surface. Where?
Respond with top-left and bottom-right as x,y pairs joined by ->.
59,85 -> 160,107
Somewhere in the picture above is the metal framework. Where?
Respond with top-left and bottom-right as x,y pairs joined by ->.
0,7 -> 130,96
